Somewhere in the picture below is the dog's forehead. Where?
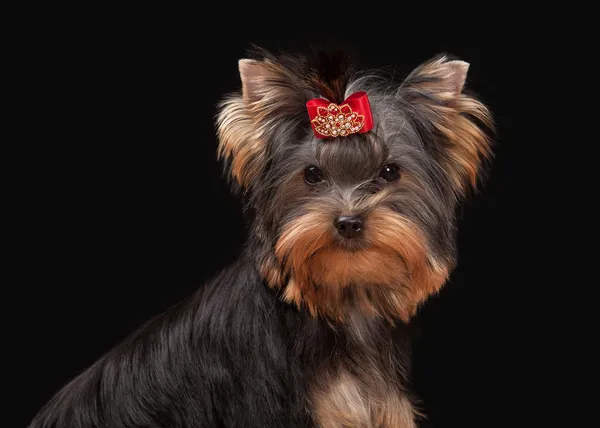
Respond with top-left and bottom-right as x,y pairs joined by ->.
313,135 -> 385,177
271,132 -> 386,183
271,112 -> 425,185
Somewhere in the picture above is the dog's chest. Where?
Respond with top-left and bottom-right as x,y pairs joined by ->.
305,321 -> 417,428
309,368 -> 417,428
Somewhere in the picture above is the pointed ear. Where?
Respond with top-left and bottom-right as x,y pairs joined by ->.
237,58 -> 298,105
216,58 -> 299,190
398,56 -> 494,194
215,60 -> 268,189
238,59 -> 270,103
399,56 -> 470,103
443,60 -> 469,93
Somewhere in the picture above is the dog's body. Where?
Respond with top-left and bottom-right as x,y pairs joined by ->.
29,47 -> 493,428
30,256 -> 415,428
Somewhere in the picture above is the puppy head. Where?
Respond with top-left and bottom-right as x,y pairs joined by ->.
216,48 -> 493,323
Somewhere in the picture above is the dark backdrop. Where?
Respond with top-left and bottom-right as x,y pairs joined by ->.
8,4 -> 597,428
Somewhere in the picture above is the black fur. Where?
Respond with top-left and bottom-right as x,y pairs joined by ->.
29,46 -> 492,427
29,253 -> 412,428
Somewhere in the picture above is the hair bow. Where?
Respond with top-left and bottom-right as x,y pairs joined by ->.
306,91 -> 374,139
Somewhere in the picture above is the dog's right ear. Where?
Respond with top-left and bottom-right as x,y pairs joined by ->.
216,58 -> 297,190
238,59 -> 269,103
215,59 -> 270,190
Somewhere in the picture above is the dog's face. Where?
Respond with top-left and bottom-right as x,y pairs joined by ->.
217,49 -> 493,322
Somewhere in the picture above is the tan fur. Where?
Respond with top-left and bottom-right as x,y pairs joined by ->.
402,56 -> 494,193
259,255 -> 285,289
216,96 -> 266,187
310,369 -> 417,428
216,52 -> 490,428
272,202 -> 449,323
216,59 -> 301,188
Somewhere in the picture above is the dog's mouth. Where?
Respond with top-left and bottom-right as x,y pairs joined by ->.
332,234 -> 368,252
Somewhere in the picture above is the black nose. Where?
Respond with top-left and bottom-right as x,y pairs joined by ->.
334,215 -> 364,238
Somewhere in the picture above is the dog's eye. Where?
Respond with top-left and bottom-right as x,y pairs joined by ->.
304,166 -> 325,185
379,164 -> 401,182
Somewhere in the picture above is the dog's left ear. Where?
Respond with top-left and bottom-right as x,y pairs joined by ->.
216,58 -> 299,190
398,56 -> 494,194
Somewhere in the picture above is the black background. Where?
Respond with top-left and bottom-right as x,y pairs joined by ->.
8,4 -> 597,427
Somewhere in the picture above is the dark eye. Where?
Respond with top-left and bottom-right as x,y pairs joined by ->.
379,164 -> 401,182
304,166 -> 325,185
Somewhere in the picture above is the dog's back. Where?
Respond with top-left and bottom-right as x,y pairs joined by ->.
28,258 -> 315,428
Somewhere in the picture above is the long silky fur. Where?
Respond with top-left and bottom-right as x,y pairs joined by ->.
29,46 -> 493,428
29,257 -> 415,428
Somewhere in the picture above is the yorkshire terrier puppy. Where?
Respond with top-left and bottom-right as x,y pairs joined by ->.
29,47 -> 493,428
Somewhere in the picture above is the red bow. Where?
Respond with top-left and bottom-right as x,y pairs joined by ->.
306,91 -> 374,139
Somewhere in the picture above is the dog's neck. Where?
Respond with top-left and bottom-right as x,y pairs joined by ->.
302,296 -> 419,427
243,245 -> 420,427
253,247 -> 448,325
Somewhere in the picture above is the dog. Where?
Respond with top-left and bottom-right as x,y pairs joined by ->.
28,46 -> 494,428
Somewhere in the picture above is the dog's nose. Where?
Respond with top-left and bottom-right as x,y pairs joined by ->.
334,215 -> 364,238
